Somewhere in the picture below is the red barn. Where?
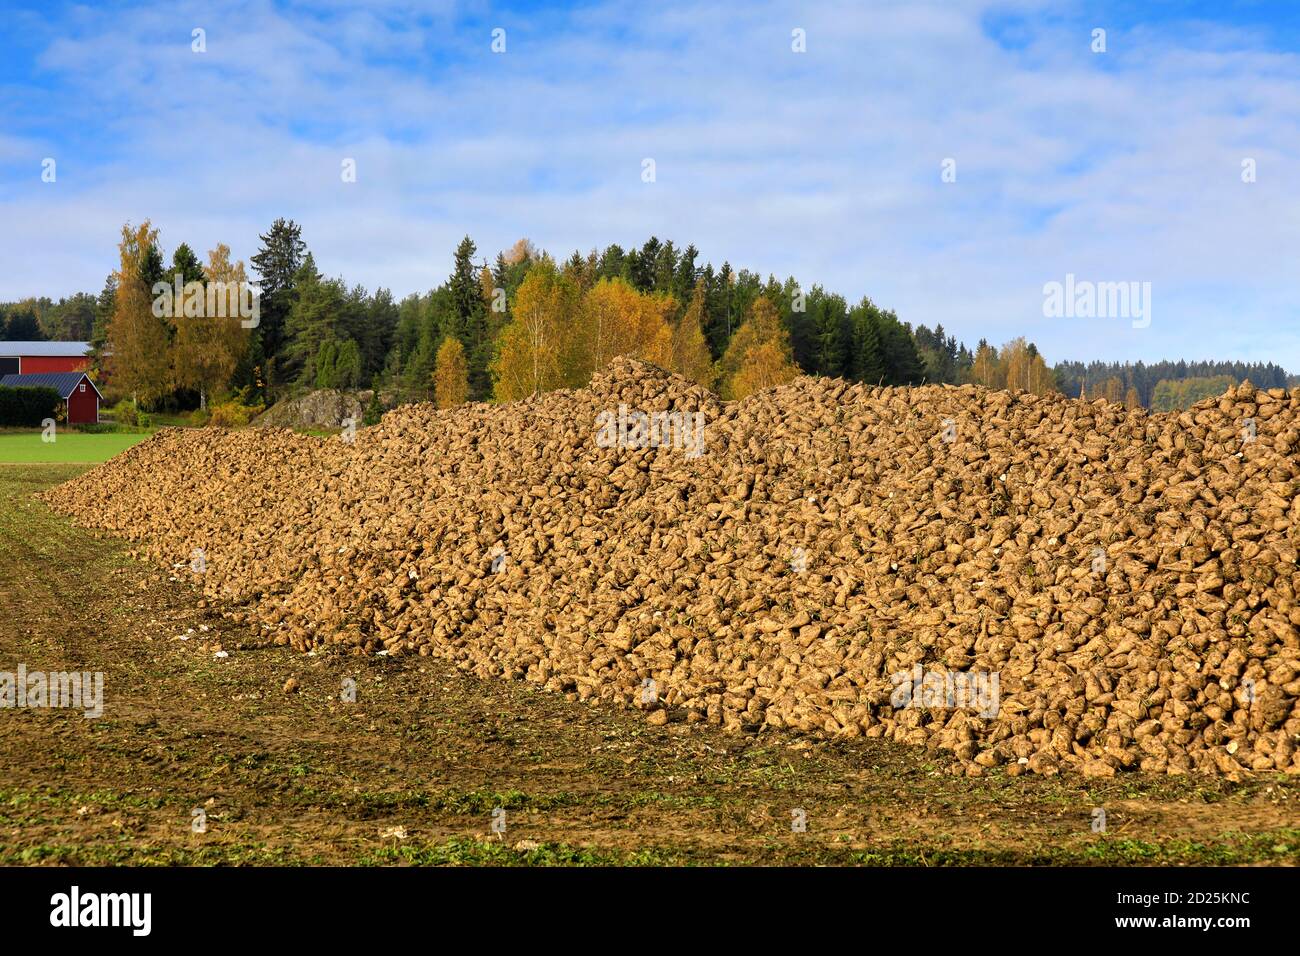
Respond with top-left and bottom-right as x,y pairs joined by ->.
0,341 -> 91,375
0,372 -> 102,424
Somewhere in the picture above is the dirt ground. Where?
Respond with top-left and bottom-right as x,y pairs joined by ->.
1,463 -> 1297,866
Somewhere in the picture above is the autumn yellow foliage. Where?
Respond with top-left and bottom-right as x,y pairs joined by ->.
171,243 -> 252,409
107,220 -> 171,408
671,280 -> 715,388
492,265 -> 579,401
492,268 -> 682,401
729,340 -> 800,399
718,296 -> 799,399
576,277 -> 674,376
433,336 -> 469,409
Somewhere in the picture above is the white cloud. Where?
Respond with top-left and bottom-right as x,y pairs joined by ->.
2,0 -> 1298,367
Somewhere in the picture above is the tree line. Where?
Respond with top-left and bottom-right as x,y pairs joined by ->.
0,295 -> 98,342
1052,359 -> 1294,408
5,222 -> 1292,414
63,224 -> 982,410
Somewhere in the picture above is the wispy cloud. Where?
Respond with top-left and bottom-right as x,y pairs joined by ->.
1,0 -> 1298,367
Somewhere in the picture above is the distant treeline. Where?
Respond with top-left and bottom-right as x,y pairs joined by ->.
0,296 -> 96,342
2,225 -> 1290,413
2,227 -> 1001,409
1052,360 -> 1293,409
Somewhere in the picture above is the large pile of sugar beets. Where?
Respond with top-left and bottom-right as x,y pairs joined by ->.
45,359 -> 1300,778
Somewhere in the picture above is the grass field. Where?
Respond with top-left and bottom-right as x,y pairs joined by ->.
1,463 -> 1298,865
0,432 -> 151,464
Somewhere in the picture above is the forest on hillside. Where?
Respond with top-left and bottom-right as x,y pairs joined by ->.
1,219 -> 1291,416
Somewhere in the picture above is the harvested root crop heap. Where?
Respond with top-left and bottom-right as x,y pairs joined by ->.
45,359 -> 1300,778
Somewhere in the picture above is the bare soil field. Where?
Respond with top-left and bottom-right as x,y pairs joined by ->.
2,463 -> 1297,865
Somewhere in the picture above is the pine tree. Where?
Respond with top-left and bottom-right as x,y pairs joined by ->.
335,339 -> 361,388
673,244 -> 699,304
877,312 -> 925,385
249,218 -> 307,394
44,293 -> 96,341
705,262 -> 735,358
315,340 -> 339,389
813,290 -> 849,379
449,236 -> 492,400
355,288 -> 397,387
90,274 -> 116,367
653,239 -> 678,293
282,253 -> 335,384
403,331 -> 438,401
563,250 -> 597,291
170,243 -> 205,287
362,390 -> 384,426
448,236 -> 478,342
2,306 -> 42,341
597,244 -> 626,282
849,299 -> 886,384
628,237 -> 658,291
782,277 -> 818,372
399,287 -> 452,399
493,252 -> 509,295
140,242 -> 166,300
231,329 -> 267,405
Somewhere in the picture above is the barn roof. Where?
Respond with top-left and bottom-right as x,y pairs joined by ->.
0,341 -> 91,357
0,372 -> 102,400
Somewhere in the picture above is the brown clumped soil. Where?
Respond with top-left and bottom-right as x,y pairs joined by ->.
41,360 -> 1300,780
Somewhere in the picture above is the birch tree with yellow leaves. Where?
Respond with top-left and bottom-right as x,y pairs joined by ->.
970,341 -> 1000,388
671,280 -> 715,387
998,337 -> 1054,394
170,243 -> 252,409
491,264 -> 579,401
433,336 -> 469,408
718,296 -> 799,399
574,277 -> 673,376
107,220 -> 171,408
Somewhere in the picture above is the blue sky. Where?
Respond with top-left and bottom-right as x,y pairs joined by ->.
1,0 -> 1298,369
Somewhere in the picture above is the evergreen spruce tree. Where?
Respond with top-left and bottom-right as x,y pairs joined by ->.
877,312 -> 926,385
90,274 -> 117,367
849,299 -> 886,384
170,243 -> 205,287
250,218 -> 307,394
448,237 -> 491,399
